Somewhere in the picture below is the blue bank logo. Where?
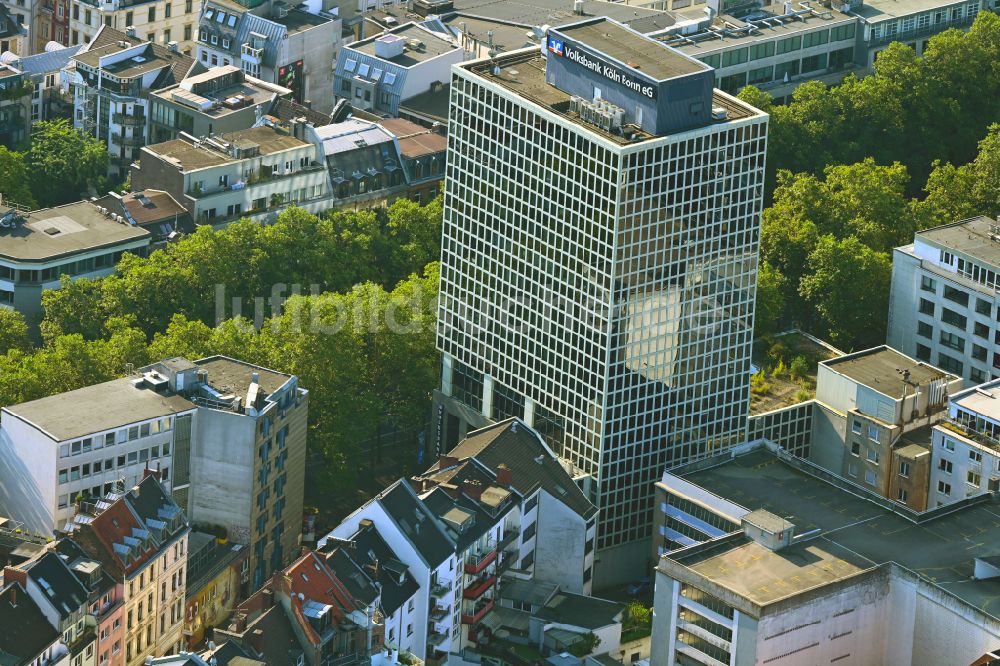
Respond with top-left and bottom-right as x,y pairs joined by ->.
547,37 -> 564,56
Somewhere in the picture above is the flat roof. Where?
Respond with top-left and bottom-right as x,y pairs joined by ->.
675,534 -> 873,607
449,0 -> 673,32
0,201 -> 150,263
273,7 -> 334,33
463,50 -> 758,144
953,381 -> 1000,419
669,448 -> 1000,617
351,23 -> 457,65
668,3 -> 853,55
2,377 -> 195,442
194,356 -> 292,398
144,126 -> 310,171
152,71 -> 286,119
916,216 -> 1000,270
555,20 -> 708,80
822,346 -> 950,391
855,0 -> 968,21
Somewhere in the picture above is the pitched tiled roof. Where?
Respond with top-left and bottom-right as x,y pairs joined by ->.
0,581 -> 59,663
78,25 -> 202,90
379,118 -> 447,159
269,97 -> 331,127
321,522 -> 419,615
376,480 -> 454,568
22,551 -> 89,620
433,419 -> 597,519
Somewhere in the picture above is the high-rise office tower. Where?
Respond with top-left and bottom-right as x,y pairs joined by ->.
433,17 -> 769,579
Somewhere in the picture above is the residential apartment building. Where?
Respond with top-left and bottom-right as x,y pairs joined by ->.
68,25 -> 200,178
323,418 -> 598,665
8,43 -> 81,128
147,65 -> 291,143
132,122 -> 331,225
0,60 -> 31,146
333,22 -> 461,117
0,577 -> 69,666
315,116 -> 446,208
67,0 -> 201,54
3,547 -> 97,666
434,17 -> 767,581
809,346 -> 961,508
0,200 -> 151,324
0,2 -> 29,55
65,474 -> 190,665
0,356 -> 309,592
888,215 -> 1000,387
183,531 -> 248,649
195,0 -> 340,113
928,378 -> 1000,507
649,443 -> 1000,666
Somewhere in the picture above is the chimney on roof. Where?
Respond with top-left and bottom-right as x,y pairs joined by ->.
234,613 -> 248,632
125,25 -> 136,38
359,518 -> 374,530
496,464 -> 512,487
130,485 -> 140,498
3,567 -> 27,588
438,455 -> 458,469
167,40 -> 179,53
262,587 -> 274,608
462,478 -> 484,501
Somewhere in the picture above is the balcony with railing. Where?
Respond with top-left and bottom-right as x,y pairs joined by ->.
111,131 -> 144,147
460,599 -> 494,625
112,112 -> 145,126
497,530 -> 518,551
430,580 -> 451,599
464,548 -> 497,575
941,419 -> 1000,452
241,43 -> 264,64
429,604 -> 449,620
462,574 -> 496,600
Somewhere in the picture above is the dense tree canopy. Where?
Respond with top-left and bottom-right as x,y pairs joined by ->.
23,119 -> 110,207
741,12 -> 1000,198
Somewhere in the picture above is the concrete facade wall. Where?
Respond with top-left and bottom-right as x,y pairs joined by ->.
0,413 -> 60,535
533,491 -> 587,594
188,409 -> 255,537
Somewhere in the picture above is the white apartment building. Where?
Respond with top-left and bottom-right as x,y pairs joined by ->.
132,121 -> 332,225
888,215 -> 1000,387
0,356 -> 309,599
322,419 -> 598,665
434,17 -> 768,581
68,25 -> 200,178
928,378 -> 1000,507
68,0 -> 201,53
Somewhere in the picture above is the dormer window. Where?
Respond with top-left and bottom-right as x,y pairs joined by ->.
223,38 -> 230,48
211,34 -> 218,45
200,29 -> 207,41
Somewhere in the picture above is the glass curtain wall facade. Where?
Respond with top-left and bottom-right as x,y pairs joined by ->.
438,65 -> 768,553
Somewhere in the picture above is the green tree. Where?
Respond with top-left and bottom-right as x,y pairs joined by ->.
0,147 -> 37,209
25,119 -> 109,207
0,309 -> 30,355
799,236 -> 892,350
921,124 -> 1000,226
754,262 -> 786,339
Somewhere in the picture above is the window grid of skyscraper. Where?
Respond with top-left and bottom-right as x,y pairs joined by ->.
438,45 -> 768,552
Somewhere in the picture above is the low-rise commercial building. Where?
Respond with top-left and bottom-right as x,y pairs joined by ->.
68,26 -> 201,178
0,200 -> 151,324
195,0 -> 340,114
132,122 -> 331,224
650,444 -> 1000,666
889,215 -> 1000,387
